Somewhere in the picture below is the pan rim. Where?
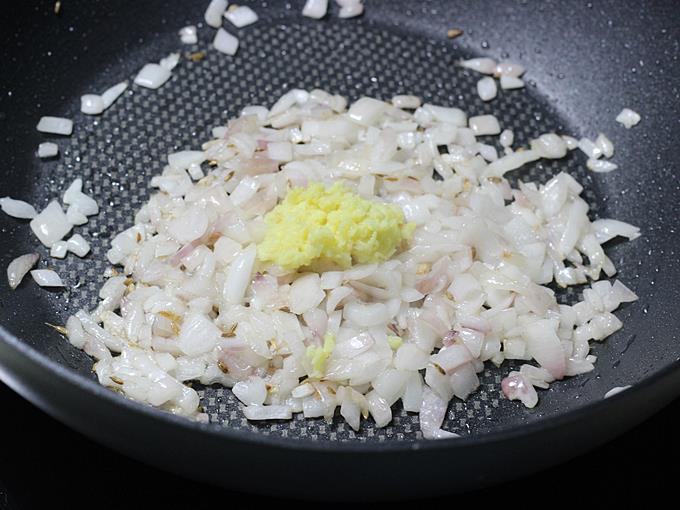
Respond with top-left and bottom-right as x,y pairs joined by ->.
1,322 -> 678,454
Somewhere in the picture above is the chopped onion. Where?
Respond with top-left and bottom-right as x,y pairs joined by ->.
7,253 -> 39,289
63,179 -> 98,216
595,133 -> 614,158
419,386 -> 458,439
495,61 -> 525,77
604,385 -> 631,398
591,219 -> 640,243
233,376 -> 267,405
530,133 -> 567,159
615,108 -> 640,128
213,28 -> 239,56
0,197 -> 37,219
36,116 -> 72,136
501,371 -> 538,408
178,25 -> 198,44
61,89 -> 642,434
338,1 -> 364,18
468,114 -> 501,135
477,77 -> 497,102
243,405 -> 293,420
204,0 -> 228,28
178,313 -> 221,356
459,57 -> 497,75
587,159 -> 618,173
80,94 -> 105,115
66,234 -> 91,257
66,204 -> 87,226
38,142 -> 59,158
29,200 -> 72,247
223,245 -> 257,305
500,76 -> 525,89
101,81 -> 128,109
343,302 -> 391,327
159,52 -> 180,71
50,241 -> 68,259
302,0 -> 328,19
578,137 -> 602,159
500,129 -> 514,147
30,269 -> 64,287
224,5 -> 258,27
134,63 -> 171,89
289,273 -> 325,314
267,141 -> 293,162
392,95 -> 421,109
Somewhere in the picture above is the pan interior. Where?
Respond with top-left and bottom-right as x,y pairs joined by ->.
1,12 -> 652,442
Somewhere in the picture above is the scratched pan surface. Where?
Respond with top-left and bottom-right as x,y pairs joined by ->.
0,0 -> 678,500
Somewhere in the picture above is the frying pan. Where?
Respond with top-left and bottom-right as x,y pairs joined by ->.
0,0 -> 678,500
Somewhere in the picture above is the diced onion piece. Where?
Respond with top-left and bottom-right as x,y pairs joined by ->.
343,302 -> 391,327
267,142 -> 293,162
477,77 -> 497,102
366,390 -> 391,427
134,63 -> 171,89
523,319 -> 566,379
213,28 -> 239,56
224,5 -> 258,27
29,201 -> 72,247
0,197 -> 37,219
615,108 -> 640,128
595,133 -> 614,158
179,25 -> 198,44
178,313 -> 221,356
587,159 -> 618,173
66,204 -> 87,225
578,137 -> 602,159
223,245 -> 257,305
422,104 -> 467,126
30,269 -> 64,287
431,344 -> 473,374
604,385 -> 631,398
204,0 -> 228,27
500,76 -> 525,89
419,386 -> 458,439
159,52 -> 180,71
391,95 -> 421,109
289,273 -> 325,314
500,129 -> 514,147
80,94 -> 105,115
338,1 -> 364,18
233,376 -> 268,405
66,234 -> 91,257
36,116 -> 73,135
168,150 -> 205,170
530,133 -> 567,159
7,253 -> 39,289
591,219 -> 640,243
229,176 -> 260,206
38,142 -> 59,158
501,371 -> 538,408
469,114 -> 501,135
302,0 -> 328,19
243,405 -> 293,420
495,61 -> 525,77
101,81 -> 128,108
50,241 -> 68,259
460,57 -> 497,75
348,97 -> 387,126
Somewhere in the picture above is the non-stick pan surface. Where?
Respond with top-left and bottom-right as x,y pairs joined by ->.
0,0 -> 678,500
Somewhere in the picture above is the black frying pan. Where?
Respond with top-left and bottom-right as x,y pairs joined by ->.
0,0 -> 678,500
